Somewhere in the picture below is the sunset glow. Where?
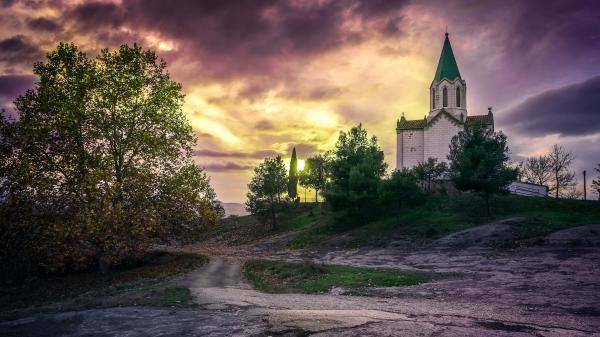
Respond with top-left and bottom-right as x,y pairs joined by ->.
1,0 -> 599,202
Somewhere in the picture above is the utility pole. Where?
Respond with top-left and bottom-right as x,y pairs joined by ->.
583,170 -> 587,200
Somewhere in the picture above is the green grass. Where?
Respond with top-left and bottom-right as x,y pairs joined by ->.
243,259 -> 446,294
287,194 -> 600,248
217,203 -> 322,245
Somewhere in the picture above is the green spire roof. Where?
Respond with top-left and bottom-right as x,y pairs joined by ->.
434,33 -> 461,81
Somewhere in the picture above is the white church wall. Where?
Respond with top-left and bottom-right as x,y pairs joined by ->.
396,131 -> 403,169
424,114 -> 463,164
401,129 -> 424,168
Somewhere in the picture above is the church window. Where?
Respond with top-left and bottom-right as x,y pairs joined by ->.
456,87 -> 461,107
442,87 -> 448,107
432,89 -> 436,109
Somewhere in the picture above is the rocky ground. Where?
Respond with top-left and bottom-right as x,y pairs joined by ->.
2,220 -> 600,336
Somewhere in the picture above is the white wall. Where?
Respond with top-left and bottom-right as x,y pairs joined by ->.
400,129 -> 424,169
424,114 -> 463,164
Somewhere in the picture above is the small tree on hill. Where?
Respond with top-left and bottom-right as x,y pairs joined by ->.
448,121 -> 517,216
591,163 -> 600,201
246,155 -> 287,229
298,153 -> 331,203
378,170 -> 425,225
287,147 -> 298,201
324,124 -> 387,225
413,157 -> 448,192
522,155 -> 552,187
548,144 -> 576,198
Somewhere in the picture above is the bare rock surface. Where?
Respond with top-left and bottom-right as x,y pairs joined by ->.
3,220 -> 600,336
0,307 -> 268,337
433,217 -> 526,248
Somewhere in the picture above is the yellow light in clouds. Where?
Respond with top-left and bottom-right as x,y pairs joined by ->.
188,115 -> 241,145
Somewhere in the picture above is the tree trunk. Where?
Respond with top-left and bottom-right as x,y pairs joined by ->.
315,190 -> 319,204
485,192 -> 491,217
270,204 -> 277,230
555,170 -> 559,198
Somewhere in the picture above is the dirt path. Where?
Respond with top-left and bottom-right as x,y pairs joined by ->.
182,250 -> 600,336
2,223 -> 600,336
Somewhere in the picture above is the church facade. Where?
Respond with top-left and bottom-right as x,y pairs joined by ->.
396,33 -> 494,170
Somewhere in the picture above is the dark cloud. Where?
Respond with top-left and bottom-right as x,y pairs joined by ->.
58,0 -> 409,79
202,162 -> 253,172
254,120 -> 274,130
382,16 -> 403,36
286,143 -> 318,158
0,74 -> 35,99
193,149 -> 279,159
68,2 -> 125,31
499,75 -> 600,137
0,35 -> 44,68
353,0 -> 411,18
27,17 -> 61,31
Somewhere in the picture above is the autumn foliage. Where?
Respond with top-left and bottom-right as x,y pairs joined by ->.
0,43 -> 221,279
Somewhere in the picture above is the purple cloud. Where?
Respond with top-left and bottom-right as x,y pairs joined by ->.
499,76 -> 600,137
193,149 -> 280,159
202,162 -> 253,172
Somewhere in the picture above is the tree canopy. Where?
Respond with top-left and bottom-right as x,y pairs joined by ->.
299,153 -> 331,203
0,43 -> 220,278
324,124 -> 387,225
413,157 -> 448,192
246,155 -> 288,228
448,121 -> 517,215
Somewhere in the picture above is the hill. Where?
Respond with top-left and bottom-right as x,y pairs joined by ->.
216,194 -> 600,249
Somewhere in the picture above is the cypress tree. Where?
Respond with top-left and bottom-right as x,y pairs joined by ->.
288,147 -> 298,199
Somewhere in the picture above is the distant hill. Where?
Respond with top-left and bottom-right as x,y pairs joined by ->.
222,203 -> 249,217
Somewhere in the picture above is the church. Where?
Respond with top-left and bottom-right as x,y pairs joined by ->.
396,33 -> 494,170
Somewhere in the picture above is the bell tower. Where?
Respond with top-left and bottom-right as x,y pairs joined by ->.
428,33 -> 467,121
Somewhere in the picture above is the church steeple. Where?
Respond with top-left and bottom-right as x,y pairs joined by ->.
433,33 -> 461,82
429,32 -> 467,120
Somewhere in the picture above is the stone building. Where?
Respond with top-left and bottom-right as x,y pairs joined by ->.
396,33 -> 494,170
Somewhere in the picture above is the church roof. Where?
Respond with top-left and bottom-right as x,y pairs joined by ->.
397,117 -> 427,130
396,109 -> 493,131
433,33 -> 461,82
465,113 -> 493,126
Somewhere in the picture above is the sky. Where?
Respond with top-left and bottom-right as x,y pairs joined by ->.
1,0 -> 599,202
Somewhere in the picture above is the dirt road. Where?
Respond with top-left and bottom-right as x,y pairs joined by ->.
2,223 -> 600,336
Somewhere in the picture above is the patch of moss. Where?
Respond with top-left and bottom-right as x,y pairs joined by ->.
243,260 -> 446,294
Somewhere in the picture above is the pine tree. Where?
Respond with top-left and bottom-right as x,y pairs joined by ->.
288,147 -> 298,200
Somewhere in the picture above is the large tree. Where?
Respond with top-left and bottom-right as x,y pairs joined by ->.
246,155 -> 288,229
413,157 -> 448,192
299,153 -> 331,203
0,43 -> 220,277
547,144 -> 576,198
324,124 -> 387,225
448,121 -> 517,215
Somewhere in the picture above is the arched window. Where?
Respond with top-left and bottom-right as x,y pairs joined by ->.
442,87 -> 448,107
432,88 -> 436,109
456,87 -> 461,107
